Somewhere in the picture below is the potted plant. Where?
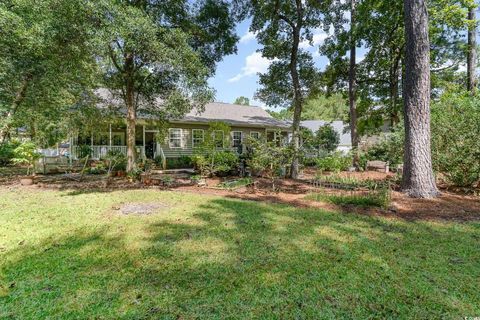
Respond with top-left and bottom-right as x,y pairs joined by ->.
12,142 -> 41,185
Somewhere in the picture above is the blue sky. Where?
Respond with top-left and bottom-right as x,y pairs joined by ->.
208,19 -> 333,109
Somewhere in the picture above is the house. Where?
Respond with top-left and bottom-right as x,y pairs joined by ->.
300,120 -> 352,153
70,90 -> 292,161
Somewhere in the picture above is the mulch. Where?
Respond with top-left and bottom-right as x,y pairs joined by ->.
3,171 -> 480,222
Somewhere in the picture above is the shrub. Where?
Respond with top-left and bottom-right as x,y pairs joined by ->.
431,92 -> 480,187
316,152 -> 352,172
104,150 -> 127,172
360,127 -> 404,169
247,136 -> 295,190
306,188 -> 391,208
166,156 -> 192,169
0,140 -> 20,166
316,124 -> 340,153
12,142 -> 41,175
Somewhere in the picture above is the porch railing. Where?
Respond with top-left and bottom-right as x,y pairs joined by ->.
72,145 -> 145,160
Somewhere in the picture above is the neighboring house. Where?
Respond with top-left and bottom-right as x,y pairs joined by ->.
300,120 -> 352,153
70,90 -> 291,161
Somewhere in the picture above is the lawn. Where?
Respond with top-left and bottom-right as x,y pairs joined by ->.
0,187 -> 479,319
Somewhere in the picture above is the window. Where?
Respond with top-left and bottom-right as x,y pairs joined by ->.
232,131 -> 243,148
213,130 -> 224,149
169,128 -> 183,148
192,129 -> 204,147
250,131 -> 260,140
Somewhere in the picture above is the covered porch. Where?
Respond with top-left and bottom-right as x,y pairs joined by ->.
71,124 -> 163,161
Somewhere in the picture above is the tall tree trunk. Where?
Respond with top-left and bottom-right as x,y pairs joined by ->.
0,75 -> 31,143
349,0 -> 359,169
125,54 -> 136,173
289,25 -> 303,179
402,0 -> 438,198
467,7 -> 477,94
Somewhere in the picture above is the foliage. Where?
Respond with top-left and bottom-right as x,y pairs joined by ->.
11,142 -> 40,175
159,175 -> 175,187
313,174 -> 393,191
104,150 -> 127,172
0,0 -> 99,143
77,145 -> 93,159
234,96 -> 250,105
306,188 -> 391,208
0,140 -> 20,166
316,152 -> 352,173
191,122 -> 237,177
360,127 -> 404,169
88,162 -> 107,175
302,93 -> 349,121
97,0 -> 237,171
316,124 -> 340,153
165,156 -> 192,170
215,177 -> 253,190
431,92 -> 480,188
247,136 -> 295,190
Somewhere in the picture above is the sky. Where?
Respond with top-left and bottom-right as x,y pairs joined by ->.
208,19 -> 335,109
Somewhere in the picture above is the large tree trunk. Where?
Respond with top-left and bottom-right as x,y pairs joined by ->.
467,7 -> 477,94
289,25 -> 303,179
125,54 -> 136,173
349,0 -> 359,169
402,0 -> 438,198
0,75 -> 31,143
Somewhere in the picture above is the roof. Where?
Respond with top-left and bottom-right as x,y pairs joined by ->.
94,89 -> 291,129
177,102 -> 291,129
301,120 -> 352,146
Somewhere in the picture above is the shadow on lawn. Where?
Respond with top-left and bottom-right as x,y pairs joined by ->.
1,197 -> 479,319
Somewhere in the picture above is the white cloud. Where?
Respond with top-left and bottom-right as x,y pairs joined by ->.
228,52 -> 277,83
239,31 -> 257,44
299,29 -> 330,49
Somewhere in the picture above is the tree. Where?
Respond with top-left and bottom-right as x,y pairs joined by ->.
301,93 -> 348,121
234,96 -> 250,105
467,4 -> 477,94
316,124 -> 340,153
402,0 -> 439,198
348,0 -> 359,168
98,0 -> 237,172
0,0 -> 98,143
242,0 -> 327,179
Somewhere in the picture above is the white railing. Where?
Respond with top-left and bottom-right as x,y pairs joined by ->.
72,145 -> 145,160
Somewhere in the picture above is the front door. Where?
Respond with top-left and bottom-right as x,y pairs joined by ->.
145,132 -> 156,159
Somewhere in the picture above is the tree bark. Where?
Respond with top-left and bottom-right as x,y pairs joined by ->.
467,7 -> 477,94
0,75 -> 31,143
349,0 -> 359,169
402,0 -> 439,198
125,54 -> 137,173
289,24 -> 303,179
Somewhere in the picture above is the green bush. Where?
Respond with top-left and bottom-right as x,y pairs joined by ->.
104,150 -> 127,172
12,142 -> 41,175
431,92 -> 480,187
166,156 -> 192,169
0,140 -> 20,166
211,151 -> 239,176
316,152 -> 352,172
360,128 -> 404,169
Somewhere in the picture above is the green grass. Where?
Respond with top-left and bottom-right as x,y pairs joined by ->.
215,177 -> 253,190
0,187 -> 479,319
306,189 -> 391,208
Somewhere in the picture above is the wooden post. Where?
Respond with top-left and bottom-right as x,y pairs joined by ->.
109,124 -> 112,147
142,125 -> 146,159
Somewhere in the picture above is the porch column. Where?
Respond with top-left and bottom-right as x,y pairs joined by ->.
142,125 -> 146,159
109,124 -> 112,147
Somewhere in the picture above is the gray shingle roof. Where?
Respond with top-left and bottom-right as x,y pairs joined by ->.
94,89 -> 290,129
301,120 -> 352,146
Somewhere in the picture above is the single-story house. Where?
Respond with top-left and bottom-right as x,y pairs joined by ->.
300,120 -> 352,153
70,90 -> 292,161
